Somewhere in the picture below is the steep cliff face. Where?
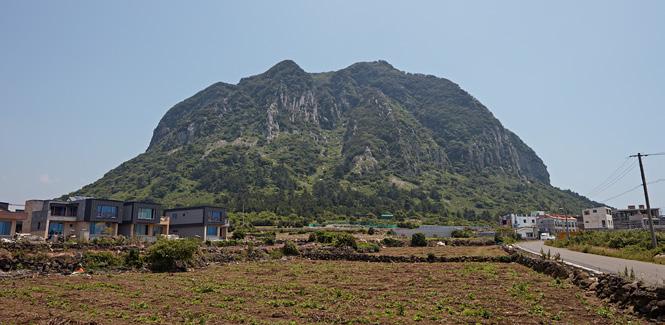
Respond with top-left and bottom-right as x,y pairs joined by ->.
72,60 -> 597,218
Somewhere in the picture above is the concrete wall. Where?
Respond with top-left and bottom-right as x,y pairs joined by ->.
165,208 -> 205,225
582,207 -> 614,229
169,224 -> 204,238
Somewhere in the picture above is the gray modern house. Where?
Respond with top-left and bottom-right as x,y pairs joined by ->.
164,206 -> 229,241
119,201 -> 167,241
27,198 -> 124,240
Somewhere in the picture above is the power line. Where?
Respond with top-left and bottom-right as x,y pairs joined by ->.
601,178 -> 665,203
586,157 -> 632,195
588,161 -> 637,197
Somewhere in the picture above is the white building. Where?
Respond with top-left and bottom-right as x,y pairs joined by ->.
582,207 -> 614,230
500,212 -> 541,239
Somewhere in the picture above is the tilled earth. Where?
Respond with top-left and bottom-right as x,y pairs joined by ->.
0,260 -> 640,324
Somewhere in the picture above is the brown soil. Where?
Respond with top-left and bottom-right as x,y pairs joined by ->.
0,260 -> 639,324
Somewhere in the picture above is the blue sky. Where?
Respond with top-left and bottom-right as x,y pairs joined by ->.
1,1 -> 664,211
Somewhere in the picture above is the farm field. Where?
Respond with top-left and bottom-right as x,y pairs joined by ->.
0,259 -> 638,324
371,245 -> 507,257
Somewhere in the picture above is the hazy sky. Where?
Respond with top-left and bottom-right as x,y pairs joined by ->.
1,1 -> 664,211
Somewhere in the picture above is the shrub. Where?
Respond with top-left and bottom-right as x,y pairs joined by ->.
232,230 -> 246,240
356,242 -> 380,253
145,238 -> 199,272
282,240 -> 300,256
333,233 -> 357,249
381,237 -> 406,247
367,227 -> 376,235
83,251 -> 124,269
411,233 -> 427,247
124,248 -> 142,268
451,229 -> 474,238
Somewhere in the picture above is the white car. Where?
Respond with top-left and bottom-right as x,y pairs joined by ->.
540,233 -> 555,240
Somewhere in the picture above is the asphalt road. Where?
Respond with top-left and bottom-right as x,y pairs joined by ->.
515,241 -> 665,286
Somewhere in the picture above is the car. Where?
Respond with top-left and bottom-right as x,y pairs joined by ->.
540,233 -> 556,240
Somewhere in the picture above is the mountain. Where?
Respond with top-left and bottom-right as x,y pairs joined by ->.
69,60 -> 598,223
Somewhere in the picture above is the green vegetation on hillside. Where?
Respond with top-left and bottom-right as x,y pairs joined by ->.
67,60 -> 599,224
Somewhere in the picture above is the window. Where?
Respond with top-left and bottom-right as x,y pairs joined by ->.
532,219 -> 535,223
0,221 -> 11,236
134,224 -> 149,235
138,208 -> 154,220
171,213 -> 177,220
90,222 -> 115,235
584,210 -> 590,215
602,220 -> 606,227
210,211 -> 222,222
593,209 -> 597,213
96,205 -> 118,219
207,226 -> 218,236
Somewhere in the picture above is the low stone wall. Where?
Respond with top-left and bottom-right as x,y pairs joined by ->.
511,245 -> 665,321
301,248 -> 514,263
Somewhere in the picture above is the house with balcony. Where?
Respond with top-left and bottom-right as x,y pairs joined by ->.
164,206 -> 229,241
0,202 -> 27,238
28,198 -> 124,240
499,211 -> 542,239
537,214 -> 578,235
118,201 -> 165,241
612,205 -> 661,230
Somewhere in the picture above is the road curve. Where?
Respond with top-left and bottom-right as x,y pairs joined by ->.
515,241 -> 665,286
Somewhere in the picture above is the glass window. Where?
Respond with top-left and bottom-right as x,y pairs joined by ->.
207,226 -> 218,236
210,211 -> 222,222
90,222 -> 115,235
48,222 -> 64,236
134,224 -> 149,235
96,205 -> 118,219
0,221 -> 11,236
138,208 -> 154,220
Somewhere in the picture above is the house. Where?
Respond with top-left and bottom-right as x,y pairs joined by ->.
28,198 -> 124,240
164,206 -> 229,240
0,202 -> 27,238
537,214 -> 578,235
499,212 -> 541,239
612,205 -> 661,230
582,207 -> 614,230
118,201 -> 166,241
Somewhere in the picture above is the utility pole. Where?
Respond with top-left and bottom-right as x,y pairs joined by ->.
630,153 -> 658,248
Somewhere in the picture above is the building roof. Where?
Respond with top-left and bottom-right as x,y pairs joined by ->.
164,205 -> 225,212
540,214 -> 577,220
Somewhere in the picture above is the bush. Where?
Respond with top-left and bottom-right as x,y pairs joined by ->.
356,242 -> 380,253
232,230 -> 246,240
367,227 -> 376,235
145,238 -> 199,272
82,251 -> 124,269
451,229 -> 474,238
333,233 -> 358,249
411,233 -> 427,247
282,240 -> 300,256
381,237 -> 406,247
124,248 -> 142,268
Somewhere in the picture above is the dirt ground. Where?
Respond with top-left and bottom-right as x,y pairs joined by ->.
0,260 -> 639,324
372,245 -> 507,257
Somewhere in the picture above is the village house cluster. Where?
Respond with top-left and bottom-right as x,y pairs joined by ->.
501,205 -> 665,240
0,198 -> 229,242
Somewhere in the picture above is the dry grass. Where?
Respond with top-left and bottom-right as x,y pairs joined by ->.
0,260 -> 638,324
